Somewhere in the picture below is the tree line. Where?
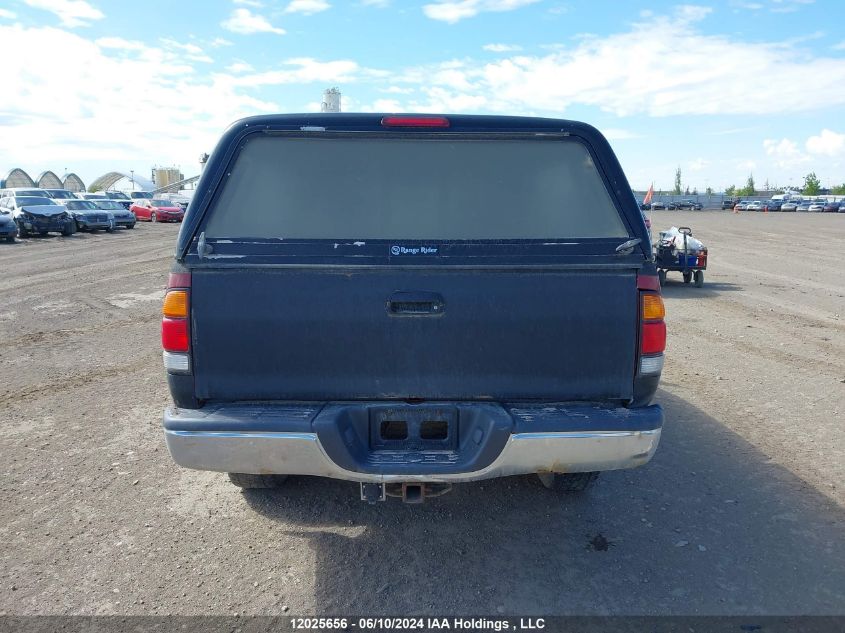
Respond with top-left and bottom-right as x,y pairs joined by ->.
670,167 -> 845,197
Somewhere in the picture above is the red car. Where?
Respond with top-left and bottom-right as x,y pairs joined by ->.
130,199 -> 185,223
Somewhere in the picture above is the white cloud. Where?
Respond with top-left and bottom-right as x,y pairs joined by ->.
771,0 -> 815,13
806,129 -> 845,156
95,36 -> 145,51
483,43 -> 522,52
210,37 -> 233,47
234,0 -> 264,6
762,129 -> 845,169
23,0 -> 103,27
423,0 -> 540,24
376,6 -> 845,118
284,0 -> 331,14
763,138 -> 810,168
0,23 -> 277,171
688,158 -> 710,171
221,58 -> 361,87
221,8 -> 286,35
382,86 -> 415,94
226,60 -> 255,73
160,39 -> 213,63
0,9 -> 17,19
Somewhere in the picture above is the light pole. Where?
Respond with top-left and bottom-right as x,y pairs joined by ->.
130,170 -> 135,192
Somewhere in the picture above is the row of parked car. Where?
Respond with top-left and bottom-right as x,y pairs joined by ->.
726,199 -> 844,212
641,200 -> 703,211
0,187 -> 186,241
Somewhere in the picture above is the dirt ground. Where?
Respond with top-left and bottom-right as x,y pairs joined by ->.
1,212 -> 843,616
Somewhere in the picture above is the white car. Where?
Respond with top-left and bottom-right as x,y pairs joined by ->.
746,201 -> 764,211
807,202 -> 825,212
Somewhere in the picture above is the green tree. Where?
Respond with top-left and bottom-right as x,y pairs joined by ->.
803,172 -> 821,196
725,185 -> 736,196
739,174 -> 756,197
831,183 -> 845,195
673,166 -> 682,195
705,186 -> 713,195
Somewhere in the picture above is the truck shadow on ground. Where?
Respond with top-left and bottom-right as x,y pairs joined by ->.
659,281 -> 743,299
240,389 -> 845,615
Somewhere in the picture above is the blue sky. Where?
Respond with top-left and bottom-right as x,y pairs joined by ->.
1,0 -> 844,191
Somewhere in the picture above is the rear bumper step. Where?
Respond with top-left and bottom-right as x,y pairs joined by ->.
163,402 -> 662,482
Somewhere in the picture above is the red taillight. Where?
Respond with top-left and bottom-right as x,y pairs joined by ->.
381,115 -> 450,128
162,318 -> 189,352
640,288 -> 666,359
163,272 -> 191,354
641,321 -> 667,355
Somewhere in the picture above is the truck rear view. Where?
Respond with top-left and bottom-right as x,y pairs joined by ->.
162,114 -> 665,503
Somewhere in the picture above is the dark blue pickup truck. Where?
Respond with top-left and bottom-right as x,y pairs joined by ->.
161,114 -> 665,503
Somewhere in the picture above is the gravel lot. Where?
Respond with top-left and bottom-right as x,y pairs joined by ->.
1,212 -> 843,616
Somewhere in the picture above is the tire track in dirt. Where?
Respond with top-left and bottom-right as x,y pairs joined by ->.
0,351 -> 161,406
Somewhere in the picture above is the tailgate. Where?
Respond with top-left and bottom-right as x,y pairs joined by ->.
191,266 -> 638,402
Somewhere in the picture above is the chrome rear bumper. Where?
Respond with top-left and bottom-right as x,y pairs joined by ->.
164,426 -> 661,483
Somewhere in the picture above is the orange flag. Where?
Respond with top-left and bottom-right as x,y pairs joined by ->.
643,183 -> 654,206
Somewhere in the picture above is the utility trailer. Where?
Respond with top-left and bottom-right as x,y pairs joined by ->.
655,226 -> 707,287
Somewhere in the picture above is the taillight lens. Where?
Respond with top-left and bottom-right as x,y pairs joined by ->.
162,273 -> 191,363
640,289 -> 666,372
162,290 -> 188,318
642,294 -> 665,321
162,318 -> 189,352
641,321 -> 667,355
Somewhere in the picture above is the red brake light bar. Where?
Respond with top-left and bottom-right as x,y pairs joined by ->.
381,116 -> 450,128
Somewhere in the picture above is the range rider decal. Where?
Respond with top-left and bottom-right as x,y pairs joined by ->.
390,245 -> 439,256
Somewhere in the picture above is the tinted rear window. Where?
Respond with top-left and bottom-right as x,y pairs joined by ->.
204,136 -> 628,240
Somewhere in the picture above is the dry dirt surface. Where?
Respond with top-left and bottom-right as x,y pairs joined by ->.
1,212 -> 843,616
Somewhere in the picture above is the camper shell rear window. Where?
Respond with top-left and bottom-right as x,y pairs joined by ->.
201,134 -> 630,242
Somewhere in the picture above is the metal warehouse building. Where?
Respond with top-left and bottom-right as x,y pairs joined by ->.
1,168 -> 86,192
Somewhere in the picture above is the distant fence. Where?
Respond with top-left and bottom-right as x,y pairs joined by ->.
633,193 -> 844,207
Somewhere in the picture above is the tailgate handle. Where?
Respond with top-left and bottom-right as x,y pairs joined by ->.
387,292 -> 445,316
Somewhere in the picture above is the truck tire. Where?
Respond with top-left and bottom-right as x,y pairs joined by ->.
694,270 -> 704,287
227,473 -> 288,489
537,471 -> 599,492
683,272 -> 692,284
658,270 -> 666,286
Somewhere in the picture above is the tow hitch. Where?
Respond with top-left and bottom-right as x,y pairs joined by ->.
360,482 -> 453,504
